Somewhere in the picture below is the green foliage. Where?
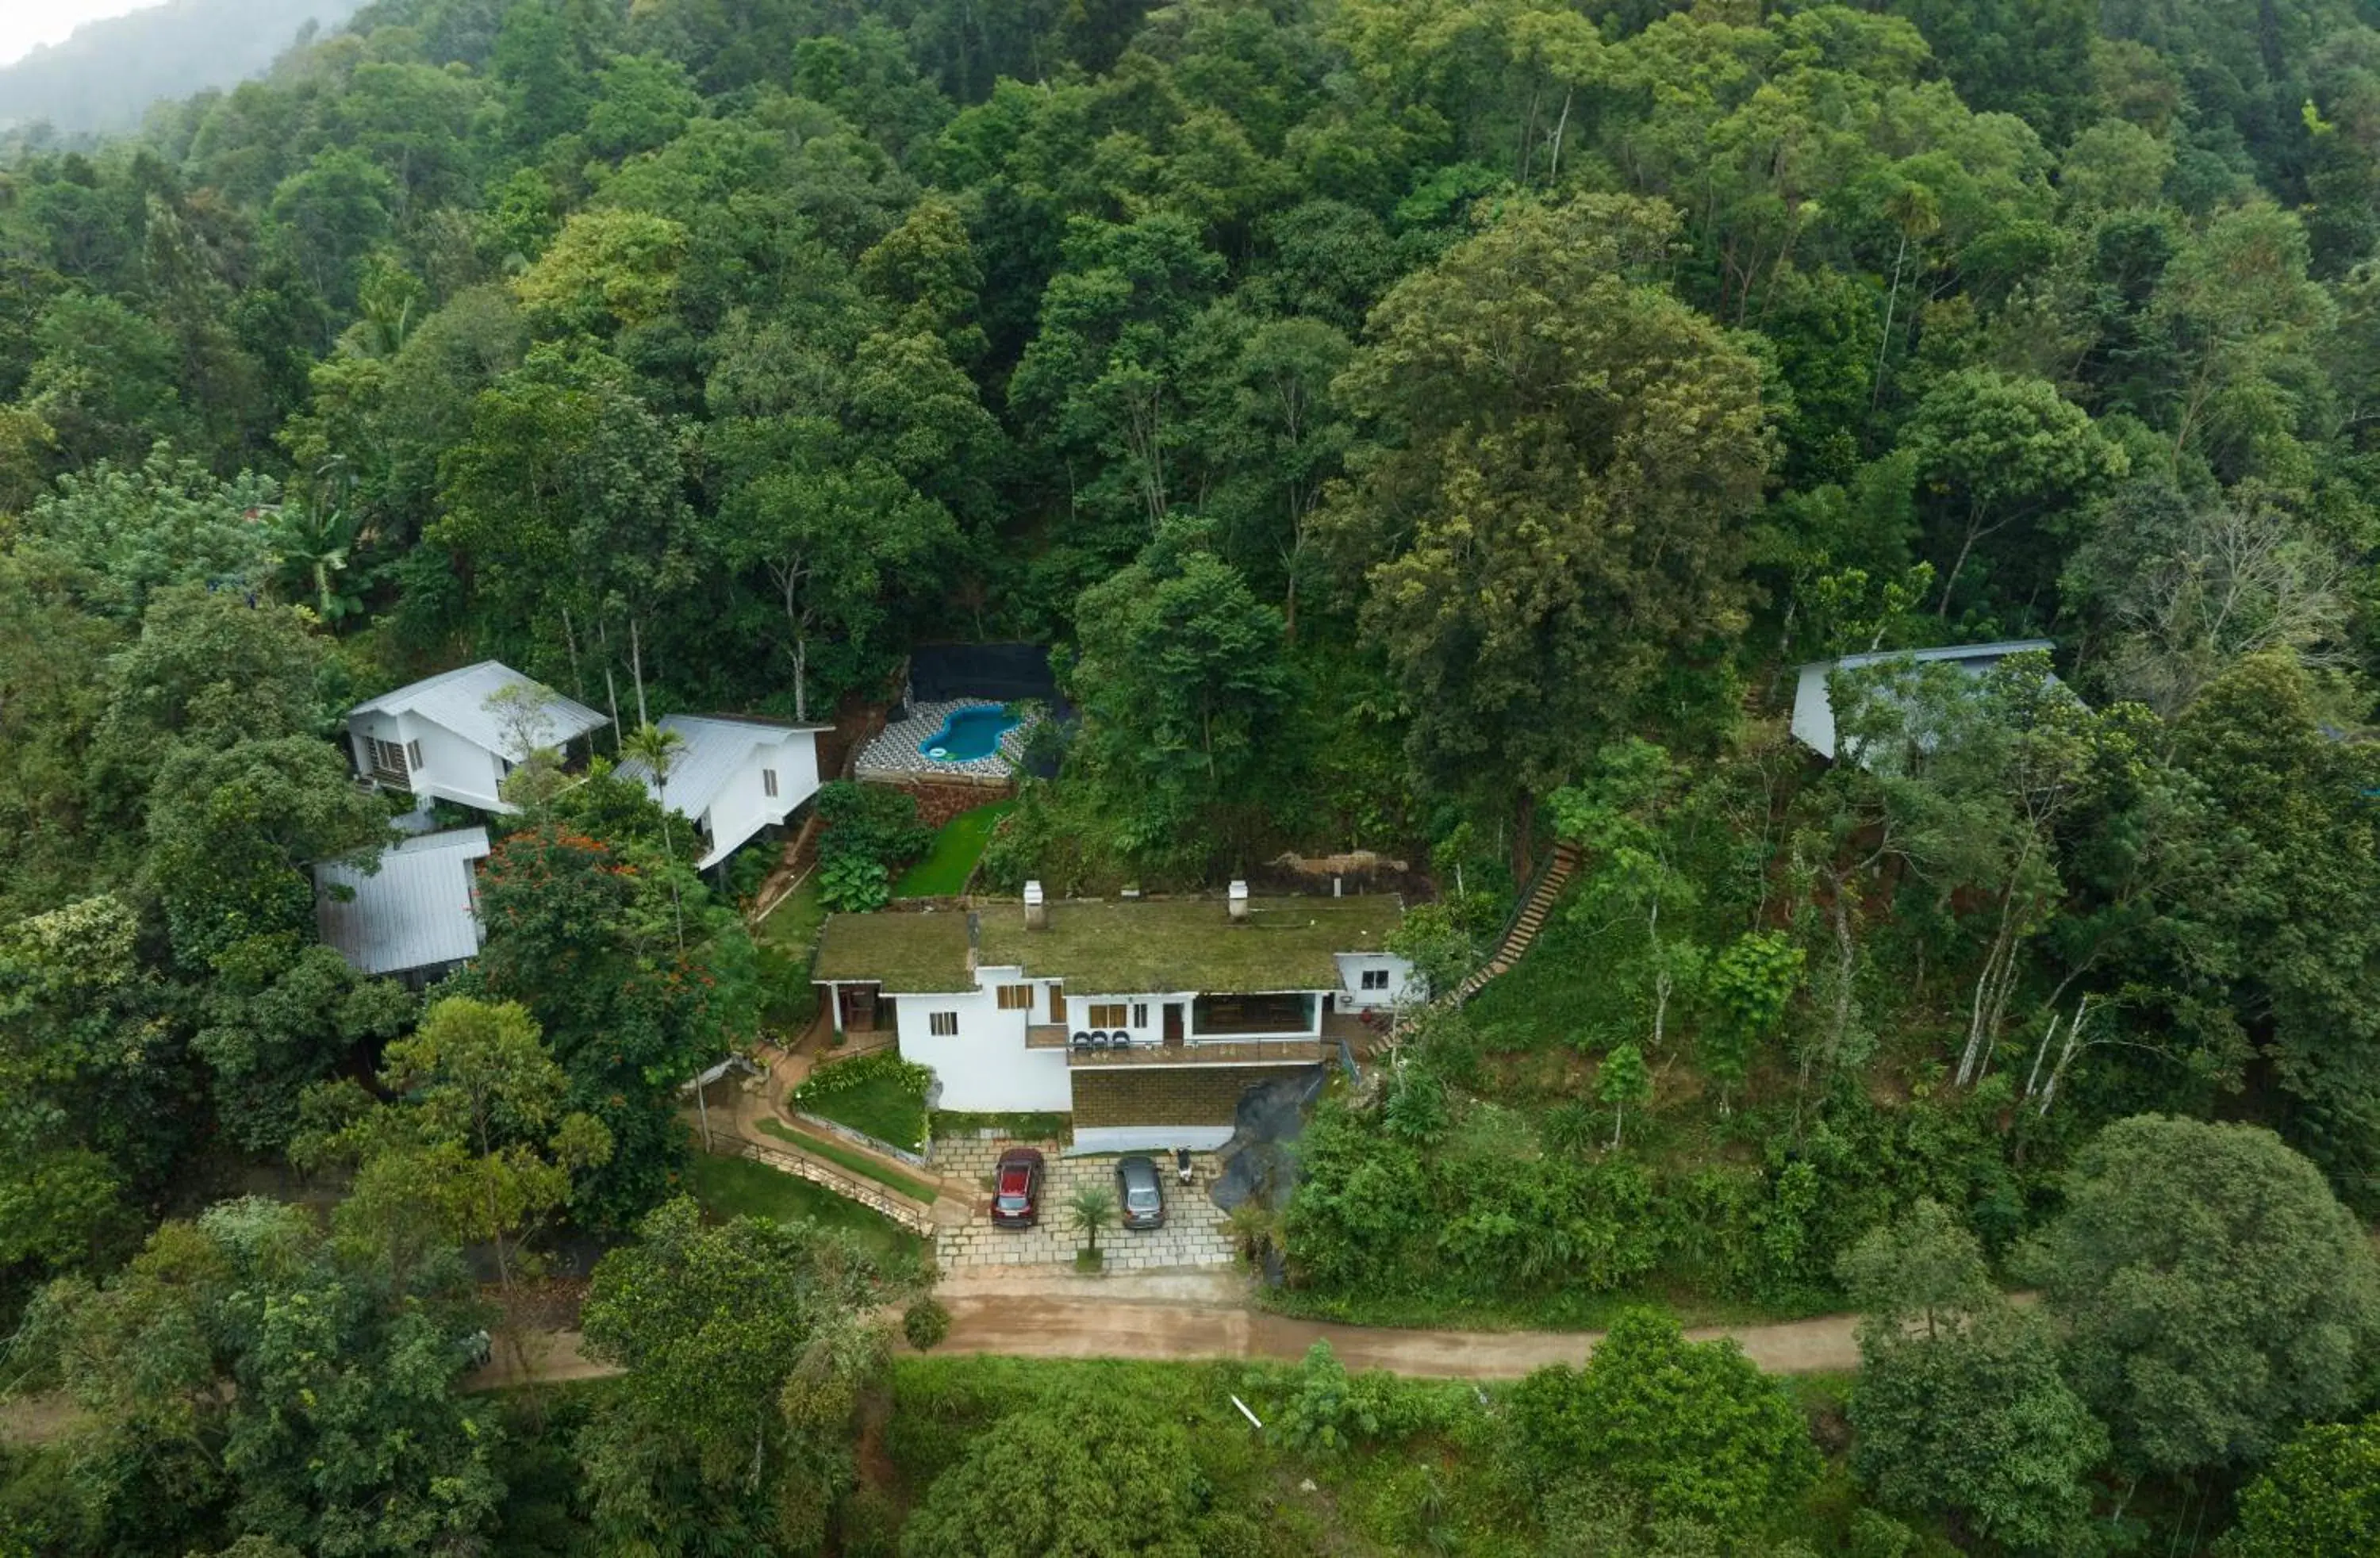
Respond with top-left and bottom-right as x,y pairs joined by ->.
1065,529 -> 1296,872
1704,931 -> 1806,1102
1273,1340 -> 1385,1454
902,1297 -> 951,1352
2226,1413 -> 2380,1556
1066,1182 -> 1118,1257
897,1387 -> 1238,1558
468,820 -> 754,1227
2025,1115 -> 2380,1480
579,1197 -> 919,1555
22,1197 -> 502,1555
816,781 -> 935,877
1841,1201 -> 2108,1554
1509,1309 -> 1818,1535
818,853 -> 892,913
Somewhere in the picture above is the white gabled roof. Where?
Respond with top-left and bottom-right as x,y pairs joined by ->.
616,714 -> 823,821
1791,639 -> 2056,762
315,827 -> 492,977
349,661 -> 608,759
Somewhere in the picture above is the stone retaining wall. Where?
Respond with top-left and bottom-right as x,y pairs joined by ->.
716,1138 -> 937,1236
1072,1065 -> 1322,1128
881,776 -> 1017,829
790,1109 -> 931,1167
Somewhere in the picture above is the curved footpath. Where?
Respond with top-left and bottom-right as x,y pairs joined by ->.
3,1277 -> 1860,1444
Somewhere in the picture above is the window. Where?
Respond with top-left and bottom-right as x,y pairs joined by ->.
1088,1003 -> 1127,1029
1131,1003 -> 1149,1028
996,984 -> 1034,1011
762,768 -> 779,798
406,739 -> 424,770
371,738 -> 408,775
928,1011 -> 958,1037
1361,968 -> 1391,991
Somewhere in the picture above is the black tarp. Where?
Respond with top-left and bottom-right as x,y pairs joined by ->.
906,643 -> 1064,709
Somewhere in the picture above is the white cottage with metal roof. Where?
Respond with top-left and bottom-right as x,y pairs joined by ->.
315,827 -> 491,984
346,662 -> 608,812
616,713 -> 827,869
1791,640 -> 2057,766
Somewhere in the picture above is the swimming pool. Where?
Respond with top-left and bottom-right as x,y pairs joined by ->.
919,704 -> 1020,762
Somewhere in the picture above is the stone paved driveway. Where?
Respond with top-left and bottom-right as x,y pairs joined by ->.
931,1138 -> 1236,1272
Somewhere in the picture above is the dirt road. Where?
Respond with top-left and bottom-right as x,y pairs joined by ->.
6,1283 -> 1863,1443
928,1292 -> 1860,1380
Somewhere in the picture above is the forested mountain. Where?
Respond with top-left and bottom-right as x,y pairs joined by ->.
0,0 -> 368,136
6,0 -> 2380,1552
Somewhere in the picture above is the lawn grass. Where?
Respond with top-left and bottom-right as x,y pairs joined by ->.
892,800 -> 1015,897
800,1071 -> 928,1153
755,1116 -> 942,1204
752,880 -> 826,1033
681,1152 -> 927,1264
931,1110 -> 1072,1145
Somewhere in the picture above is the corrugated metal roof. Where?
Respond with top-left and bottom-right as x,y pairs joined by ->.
315,827 -> 491,976
1791,640 -> 2059,762
616,714 -> 820,820
349,662 -> 607,759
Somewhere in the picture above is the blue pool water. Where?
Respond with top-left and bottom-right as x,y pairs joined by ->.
919,705 -> 1020,762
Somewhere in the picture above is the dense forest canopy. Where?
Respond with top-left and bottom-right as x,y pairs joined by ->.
6,0 -> 2380,1552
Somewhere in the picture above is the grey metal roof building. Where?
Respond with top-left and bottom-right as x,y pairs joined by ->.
1790,640 -> 2057,763
347,662 -> 606,761
616,714 -> 820,816
315,827 -> 492,979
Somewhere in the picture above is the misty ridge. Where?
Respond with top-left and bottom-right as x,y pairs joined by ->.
0,0 -> 367,138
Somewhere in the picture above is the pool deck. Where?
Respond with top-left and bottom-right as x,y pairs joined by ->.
854,700 -> 1037,783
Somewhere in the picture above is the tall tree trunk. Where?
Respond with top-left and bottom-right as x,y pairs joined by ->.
560,604 -> 585,702
629,616 -> 649,731
1872,231 -> 1906,409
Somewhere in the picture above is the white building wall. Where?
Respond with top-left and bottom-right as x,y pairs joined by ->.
1334,953 -> 1417,1010
347,710 -> 508,810
1071,1125 -> 1234,1155
697,731 -> 824,867
403,713 -> 509,810
893,983 -> 1071,1112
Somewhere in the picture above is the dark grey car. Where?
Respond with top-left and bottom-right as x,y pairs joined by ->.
1115,1153 -> 1165,1230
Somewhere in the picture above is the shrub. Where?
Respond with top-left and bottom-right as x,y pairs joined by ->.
817,855 -> 889,913
903,1298 -> 952,1352
1276,1341 -> 1379,1454
1509,1309 -> 1817,1533
794,1050 -> 933,1107
815,781 -> 933,876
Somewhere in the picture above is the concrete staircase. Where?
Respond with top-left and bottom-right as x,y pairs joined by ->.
1454,842 -> 1583,1004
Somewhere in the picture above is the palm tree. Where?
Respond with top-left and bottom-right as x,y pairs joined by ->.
622,721 -> 689,952
1066,1184 -> 1117,1265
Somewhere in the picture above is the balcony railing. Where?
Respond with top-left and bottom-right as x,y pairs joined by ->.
1065,1036 -> 1324,1067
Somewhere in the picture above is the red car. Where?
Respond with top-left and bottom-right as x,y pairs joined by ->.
990,1146 -> 1045,1228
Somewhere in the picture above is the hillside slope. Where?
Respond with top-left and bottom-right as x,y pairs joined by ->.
0,0 -> 365,136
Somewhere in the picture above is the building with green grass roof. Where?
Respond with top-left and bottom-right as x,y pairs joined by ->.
812,881 -> 1415,1152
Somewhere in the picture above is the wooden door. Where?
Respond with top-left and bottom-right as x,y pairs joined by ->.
842,984 -> 877,1033
1163,1003 -> 1184,1047
1047,984 -> 1065,1023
